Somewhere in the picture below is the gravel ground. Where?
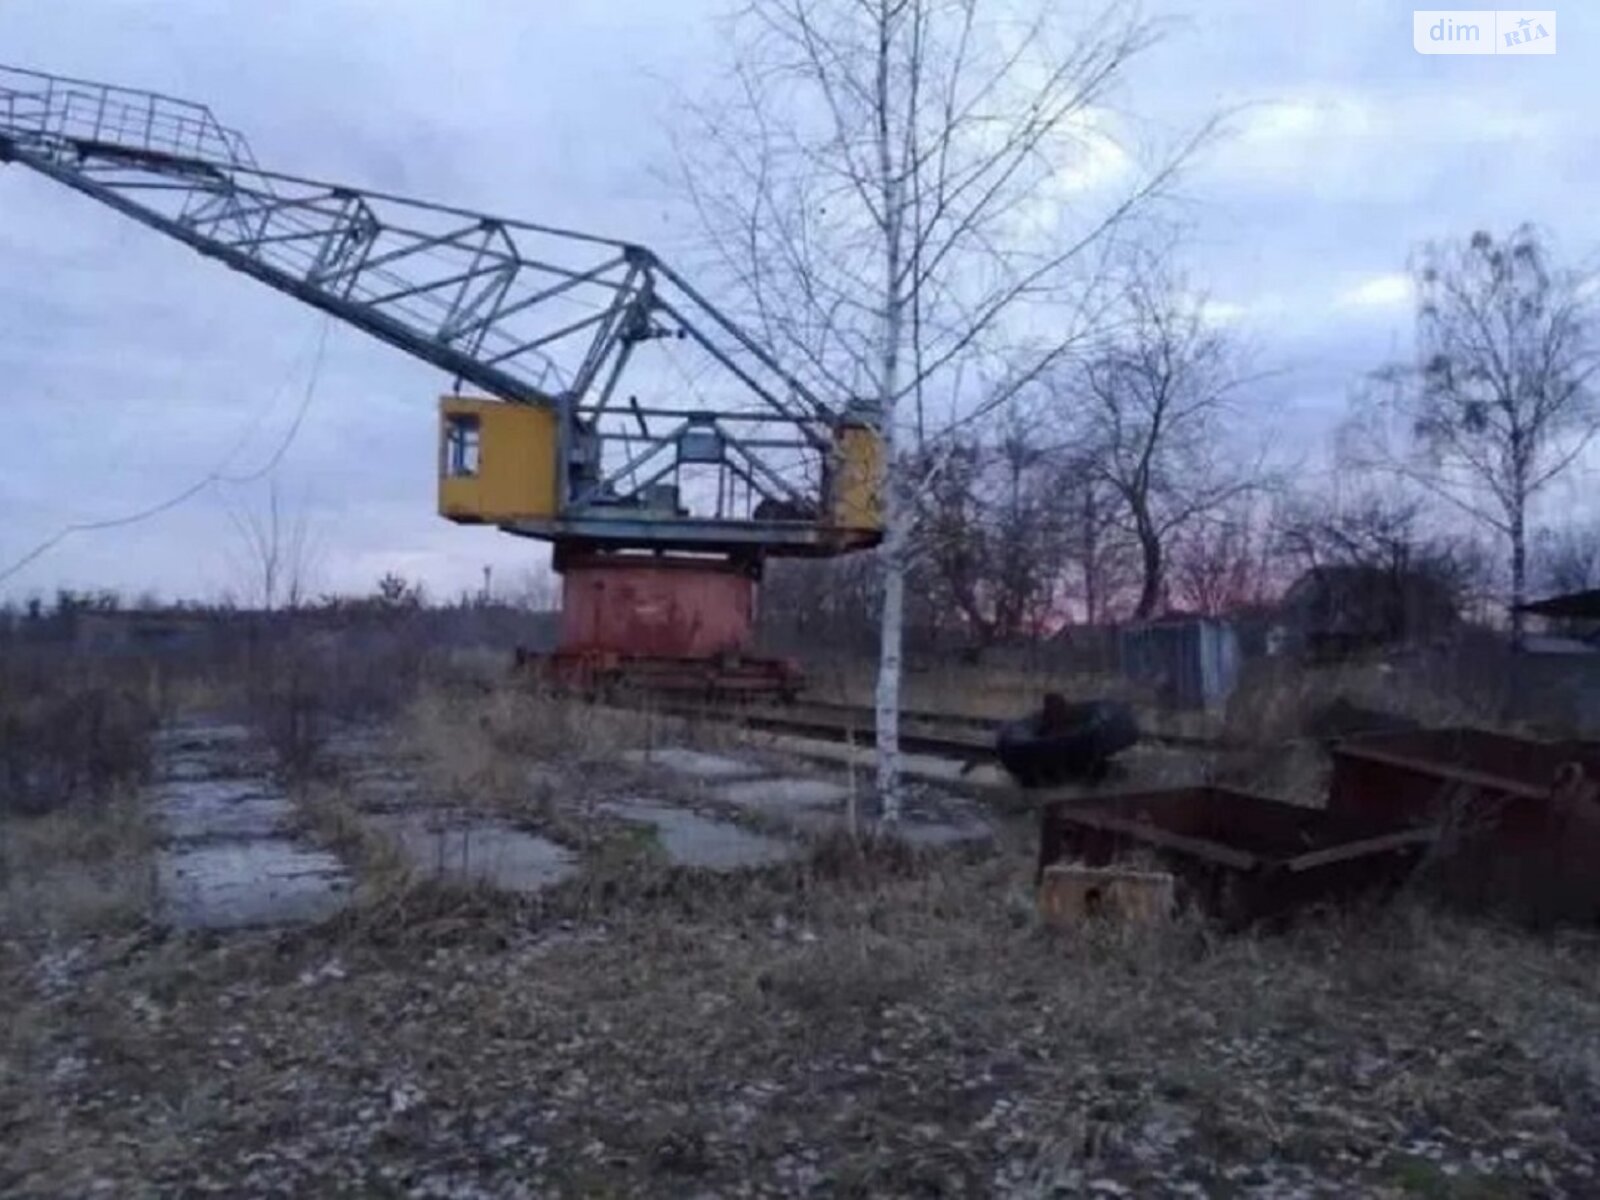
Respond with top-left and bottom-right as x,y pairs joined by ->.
4,844 -> 1599,1198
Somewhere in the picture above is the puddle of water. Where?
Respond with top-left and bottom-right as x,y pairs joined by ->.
371,813 -> 577,892
623,747 -> 769,781
598,798 -> 799,870
158,840 -> 349,930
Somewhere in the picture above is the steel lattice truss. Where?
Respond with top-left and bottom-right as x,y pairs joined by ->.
0,65 -> 871,555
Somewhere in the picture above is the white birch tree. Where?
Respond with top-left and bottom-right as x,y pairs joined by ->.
1346,226 -> 1600,646
682,0 -> 1207,820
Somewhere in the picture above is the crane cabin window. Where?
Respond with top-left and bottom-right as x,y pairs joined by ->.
444,413 -> 481,477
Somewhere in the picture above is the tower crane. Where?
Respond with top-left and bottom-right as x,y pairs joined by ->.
0,65 -> 883,694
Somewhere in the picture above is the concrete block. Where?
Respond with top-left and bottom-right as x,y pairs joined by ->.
1039,863 -> 1174,927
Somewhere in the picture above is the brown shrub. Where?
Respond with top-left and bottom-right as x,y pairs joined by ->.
0,793 -> 155,931
239,621 -> 440,780
0,656 -> 156,816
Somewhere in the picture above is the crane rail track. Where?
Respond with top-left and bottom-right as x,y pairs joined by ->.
622,696 -> 1234,762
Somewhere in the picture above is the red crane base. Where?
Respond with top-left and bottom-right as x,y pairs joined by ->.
518,554 -> 801,700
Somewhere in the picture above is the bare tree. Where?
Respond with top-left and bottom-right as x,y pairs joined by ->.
373,572 -> 426,610
919,418 -> 1065,646
683,0 -> 1206,818
1051,453 -> 1136,624
760,554 -> 884,655
1071,257 -> 1261,619
1276,490 -> 1433,578
1168,495 -> 1274,616
225,481 -> 319,612
1274,487 -> 1490,627
1347,226 -> 1600,646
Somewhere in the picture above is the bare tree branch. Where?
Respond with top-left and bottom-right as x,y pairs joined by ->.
680,0 -> 1206,816
1343,225 -> 1600,644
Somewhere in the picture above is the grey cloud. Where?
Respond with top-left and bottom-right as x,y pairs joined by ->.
0,0 -> 1595,602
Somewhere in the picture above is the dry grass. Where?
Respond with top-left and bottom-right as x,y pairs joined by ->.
0,656 -> 157,817
397,684 -> 646,848
1225,655 -> 1507,745
804,658 -> 1236,748
297,782 -> 411,887
288,683 -> 689,927
1205,739 -> 1332,807
1202,655 -> 1557,806
7,631 -> 1598,1192
0,653 -> 159,933
153,672 -> 237,720
33,648 -> 1567,1193
808,658 -> 1149,717
405,683 -> 647,783
4,841 -> 1595,1195
400,688 -> 531,808
803,645 -> 1567,759
0,793 -> 155,933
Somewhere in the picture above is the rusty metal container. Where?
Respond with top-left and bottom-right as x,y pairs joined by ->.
1038,787 -> 1434,927
559,557 -> 755,659
1328,728 -> 1600,922
1329,727 -> 1600,823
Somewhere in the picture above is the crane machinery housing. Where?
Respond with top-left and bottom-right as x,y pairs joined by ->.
0,65 -> 884,695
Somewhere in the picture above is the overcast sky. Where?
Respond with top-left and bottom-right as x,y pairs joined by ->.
0,1 -> 1594,605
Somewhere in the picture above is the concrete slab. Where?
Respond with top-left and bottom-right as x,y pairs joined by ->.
623,747 -> 768,782
158,840 -> 350,930
154,723 -> 254,751
159,749 -> 275,784
155,780 -> 292,843
598,798 -> 799,870
371,813 -> 578,892
716,772 -> 991,847
322,727 -> 393,760
894,816 -> 993,847
714,776 -> 853,813
152,719 -> 353,930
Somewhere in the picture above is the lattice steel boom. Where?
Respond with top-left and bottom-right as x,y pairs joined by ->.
0,65 -> 883,557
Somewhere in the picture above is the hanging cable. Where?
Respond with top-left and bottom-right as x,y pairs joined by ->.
0,316 -> 331,587
216,317 -> 330,484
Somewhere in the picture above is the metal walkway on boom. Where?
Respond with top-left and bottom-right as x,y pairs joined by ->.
0,64 -> 883,558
